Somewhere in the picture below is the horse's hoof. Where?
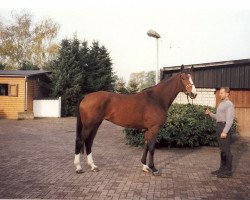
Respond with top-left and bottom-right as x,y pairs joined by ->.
142,168 -> 150,173
142,165 -> 151,173
92,167 -> 100,172
152,170 -> 161,176
76,169 -> 84,174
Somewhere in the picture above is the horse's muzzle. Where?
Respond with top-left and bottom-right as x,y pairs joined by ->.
189,93 -> 197,99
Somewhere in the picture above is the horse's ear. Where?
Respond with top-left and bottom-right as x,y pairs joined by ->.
180,65 -> 184,72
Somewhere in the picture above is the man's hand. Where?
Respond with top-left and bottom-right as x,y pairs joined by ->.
205,108 -> 210,115
220,132 -> 227,139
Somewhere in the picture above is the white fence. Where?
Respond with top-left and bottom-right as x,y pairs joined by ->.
33,97 -> 61,118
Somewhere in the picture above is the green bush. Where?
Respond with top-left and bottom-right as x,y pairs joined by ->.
123,104 -> 238,148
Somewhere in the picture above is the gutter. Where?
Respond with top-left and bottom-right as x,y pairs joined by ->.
25,76 -> 28,111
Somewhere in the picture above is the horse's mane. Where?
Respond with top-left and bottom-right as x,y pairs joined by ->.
140,73 -> 180,93
141,86 -> 153,92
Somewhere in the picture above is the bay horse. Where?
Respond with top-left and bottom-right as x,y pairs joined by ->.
74,65 -> 197,175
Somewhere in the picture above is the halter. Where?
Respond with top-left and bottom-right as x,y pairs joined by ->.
180,75 -> 196,112
186,92 -> 196,112
185,83 -> 193,90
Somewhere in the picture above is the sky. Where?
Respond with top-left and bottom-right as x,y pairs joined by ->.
0,0 -> 250,81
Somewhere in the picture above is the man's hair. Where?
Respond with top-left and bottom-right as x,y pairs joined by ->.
220,87 -> 230,94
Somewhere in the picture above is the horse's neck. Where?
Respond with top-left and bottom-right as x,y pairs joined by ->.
155,74 -> 182,111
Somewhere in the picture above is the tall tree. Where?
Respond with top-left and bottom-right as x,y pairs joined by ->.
127,78 -> 139,94
19,61 -> 39,70
0,62 -> 5,70
130,71 -> 146,89
128,70 -> 155,91
48,39 -> 84,116
0,11 -> 59,69
86,41 -> 114,93
141,71 -> 155,89
48,38 -> 115,116
114,77 -> 128,94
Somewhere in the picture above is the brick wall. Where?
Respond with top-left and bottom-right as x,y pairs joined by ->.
174,88 -> 216,107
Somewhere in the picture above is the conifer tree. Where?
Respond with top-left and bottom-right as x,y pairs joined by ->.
86,41 -> 114,92
48,38 -> 115,116
49,39 -> 84,116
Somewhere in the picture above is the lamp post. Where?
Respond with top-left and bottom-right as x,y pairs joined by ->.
147,29 -> 161,84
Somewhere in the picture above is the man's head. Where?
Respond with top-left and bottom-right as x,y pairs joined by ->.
219,87 -> 230,100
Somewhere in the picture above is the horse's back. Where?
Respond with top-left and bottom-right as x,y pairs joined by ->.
79,91 -> 165,129
80,91 -> 141,126
81,91 -> 137,112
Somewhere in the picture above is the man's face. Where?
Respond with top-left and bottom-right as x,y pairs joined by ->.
219,89 -> 229,100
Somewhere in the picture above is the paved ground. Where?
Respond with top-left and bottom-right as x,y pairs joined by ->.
0,118 -> 249,200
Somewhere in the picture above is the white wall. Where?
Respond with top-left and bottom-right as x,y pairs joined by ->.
174,88 -> 216,107
33,97 -> 61,118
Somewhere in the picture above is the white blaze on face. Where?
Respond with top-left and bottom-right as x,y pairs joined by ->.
188,74 -> 197,94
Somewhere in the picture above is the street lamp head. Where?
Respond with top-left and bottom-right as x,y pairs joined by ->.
147,29 -> 161,39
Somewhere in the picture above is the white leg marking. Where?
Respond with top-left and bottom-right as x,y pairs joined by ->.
87,153 -> 98,170
142,164 -> 150,172
74,154 -> 82,171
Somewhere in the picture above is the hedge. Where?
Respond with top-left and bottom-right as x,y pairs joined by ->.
123,104 -> 238,148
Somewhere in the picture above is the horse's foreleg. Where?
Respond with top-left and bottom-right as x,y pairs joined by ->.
87,152 -> 99,171
143,127 -> 160,176
141,142 -> 150,172
148,138 -> 160,175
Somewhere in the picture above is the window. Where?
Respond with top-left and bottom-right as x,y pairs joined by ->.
0,84 -> 8,96
0,84 -> 18,97
9,84 -> 18,97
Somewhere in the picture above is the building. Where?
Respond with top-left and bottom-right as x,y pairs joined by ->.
161,59 -> 250,137
0,70 -> 51,119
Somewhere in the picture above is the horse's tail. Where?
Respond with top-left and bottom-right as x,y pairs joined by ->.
75,100 -> 84,154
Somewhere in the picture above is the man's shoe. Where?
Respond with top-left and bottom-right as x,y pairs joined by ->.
217,171 -> 232,178
211,169 -> 222,175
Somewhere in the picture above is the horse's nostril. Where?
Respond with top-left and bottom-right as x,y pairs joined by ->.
190,93 -> 197,99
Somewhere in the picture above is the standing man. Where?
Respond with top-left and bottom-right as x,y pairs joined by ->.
205,87 -> 235,178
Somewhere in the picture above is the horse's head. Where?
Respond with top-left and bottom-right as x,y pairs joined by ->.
179,65 -> 197,99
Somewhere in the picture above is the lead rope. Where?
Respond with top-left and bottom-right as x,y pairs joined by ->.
186,94 -> 196,112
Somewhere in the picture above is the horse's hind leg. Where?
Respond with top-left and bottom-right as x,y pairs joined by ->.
85,122 -> 102,172
74,113 -> 84,174
74,136 -> 84,173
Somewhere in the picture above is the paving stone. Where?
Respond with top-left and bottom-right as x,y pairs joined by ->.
0,118 -> 249,199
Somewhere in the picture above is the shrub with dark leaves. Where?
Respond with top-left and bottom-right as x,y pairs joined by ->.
123,104 -> 238,148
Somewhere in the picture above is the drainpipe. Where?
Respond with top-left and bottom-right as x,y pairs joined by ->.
25,76 -> 28,111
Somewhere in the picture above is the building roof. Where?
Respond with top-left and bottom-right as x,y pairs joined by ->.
161,58 -> 250,89
162,58 -> 250,72
0,70 -> 51,77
